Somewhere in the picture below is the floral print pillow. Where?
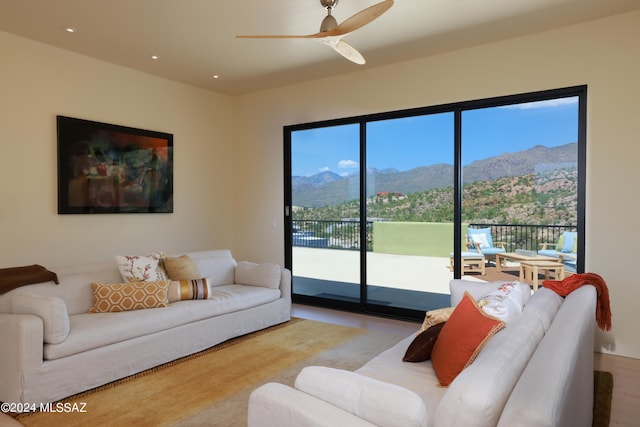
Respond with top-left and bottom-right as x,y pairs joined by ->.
115,251 -> 168,282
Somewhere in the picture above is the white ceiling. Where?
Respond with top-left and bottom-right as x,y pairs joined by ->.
1,0 -> 639,95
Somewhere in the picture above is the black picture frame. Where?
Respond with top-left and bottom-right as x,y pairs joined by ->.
57,116 -> 173,214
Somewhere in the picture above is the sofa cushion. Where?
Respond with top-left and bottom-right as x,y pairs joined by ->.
434,311 -> 546,427
477,281 -> 524,322
431,292 -> 505,386
164,255 -> 201,280
187,250 -> 237,287
11,293 -> 70,344
235,261 -> 281,289
0,261 -> 124,315
450,279 -> 531,307
167,278 -> 213,302
114,252 -> 168,282
295,366 -> 428,427
522,288 -> 563,331
44,284 -> 281,360
88,281 -> 170,313
403,322 -> 445,362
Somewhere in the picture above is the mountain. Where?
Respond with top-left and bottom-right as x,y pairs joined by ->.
295,168 -> 578,225
291,171 -> 343,187
292,143 -> 577,208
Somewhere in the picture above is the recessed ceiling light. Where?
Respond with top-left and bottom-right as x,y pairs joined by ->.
212,75 -> 220,79
151,55 -> 160,60
65,27 -> 77,33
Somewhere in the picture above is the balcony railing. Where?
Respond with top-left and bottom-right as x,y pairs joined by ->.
293,220 -> 372,251
469,223 -> 577,253
292,220 -> 576,254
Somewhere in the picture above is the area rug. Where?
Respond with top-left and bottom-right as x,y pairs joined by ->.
12,320 -> 615,427
593,370 -> 613,427
14,318 -> 407,427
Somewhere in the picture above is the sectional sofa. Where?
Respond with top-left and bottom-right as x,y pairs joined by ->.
0,249 -> 291,405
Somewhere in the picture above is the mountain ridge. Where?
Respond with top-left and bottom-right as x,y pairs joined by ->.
292,142 -> 577,208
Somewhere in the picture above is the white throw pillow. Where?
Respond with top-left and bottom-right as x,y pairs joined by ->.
477,281 -> 524,322
115,251 -> 168,282
450,279 -> 531,307
295,366 -> 428,427
470,233 -> 490,248
235,261 -> 281,289
11,293 -> 70,344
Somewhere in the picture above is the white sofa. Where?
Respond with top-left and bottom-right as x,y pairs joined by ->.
0,249 -> 291,405
249,280 -> 597,427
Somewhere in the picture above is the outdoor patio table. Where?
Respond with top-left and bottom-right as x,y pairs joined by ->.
495,252 -> 557,273
519,260 -> 565,291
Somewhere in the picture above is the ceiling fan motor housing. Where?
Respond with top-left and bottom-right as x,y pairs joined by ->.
320,0 -> 339,32
320,0 -> 339,9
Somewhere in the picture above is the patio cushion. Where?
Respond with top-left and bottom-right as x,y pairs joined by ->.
468,228 -> 493,248
557,232 -> 577,253
479,247 -> 505,256
451,252 -> 485,259
538,249 -> 559,258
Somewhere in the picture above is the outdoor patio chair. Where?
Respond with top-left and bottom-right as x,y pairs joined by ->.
449,251 -> 486,275
539,231 -> 577,273
466,227 -> 506,265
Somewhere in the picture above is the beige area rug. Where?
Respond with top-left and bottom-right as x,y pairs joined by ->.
14,318 -> 408,427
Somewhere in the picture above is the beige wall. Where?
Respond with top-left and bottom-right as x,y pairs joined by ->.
0,31 -> 235,267
233,11 -> 640,358
2,10 -> 639,358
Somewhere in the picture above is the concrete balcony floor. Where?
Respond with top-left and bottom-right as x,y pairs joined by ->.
291,247 -> 522,312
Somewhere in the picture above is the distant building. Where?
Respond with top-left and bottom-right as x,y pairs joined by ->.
376,191 -> 403,197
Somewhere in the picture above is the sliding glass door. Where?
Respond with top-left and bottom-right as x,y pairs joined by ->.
288,123 -> 363,305
460,95 -> 582,276
285,86 -> 585,320
365,114 -> 454,312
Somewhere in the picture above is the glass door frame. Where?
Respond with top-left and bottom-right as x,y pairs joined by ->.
284,85 -> 587,320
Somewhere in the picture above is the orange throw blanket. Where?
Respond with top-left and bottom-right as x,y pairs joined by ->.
543,273 -> 611,331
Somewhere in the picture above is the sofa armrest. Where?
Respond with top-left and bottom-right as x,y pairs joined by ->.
498,285 -> 596,427
11,293 -> 70,344
295,366 -> 428,427
0,313 -> 44,403
279,267 -> 291,301
248,382 -> 376,427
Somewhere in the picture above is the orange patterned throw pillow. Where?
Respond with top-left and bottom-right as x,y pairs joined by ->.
430,291 -> 505,386
88,281 -> 170,313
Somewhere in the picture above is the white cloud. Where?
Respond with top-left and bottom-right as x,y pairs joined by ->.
338,160 -> 359,169
501,97 -> 578,110
318,166 -> 330,172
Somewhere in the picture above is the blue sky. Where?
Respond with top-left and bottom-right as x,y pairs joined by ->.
291,97 -> 579,177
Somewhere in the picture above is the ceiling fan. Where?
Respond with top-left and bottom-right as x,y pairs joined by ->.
236,0 -> 394,65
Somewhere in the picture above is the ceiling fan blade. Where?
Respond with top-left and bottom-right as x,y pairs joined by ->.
328,0 -> 394,37
237,0 -> 394,40
236,34 -> 318,39
322,39 -> 366,64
